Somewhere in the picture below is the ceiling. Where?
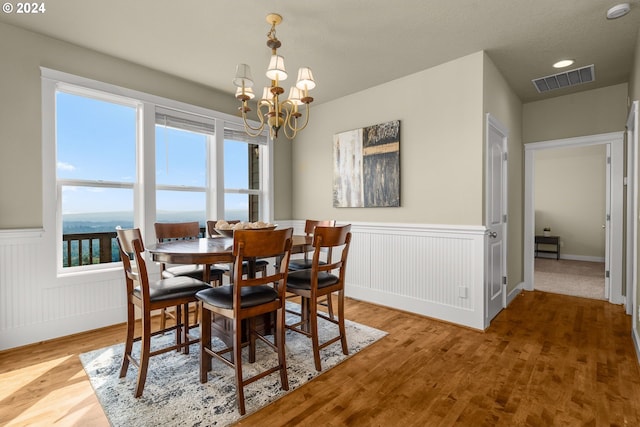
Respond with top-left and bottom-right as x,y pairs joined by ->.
1,0 -> 639,104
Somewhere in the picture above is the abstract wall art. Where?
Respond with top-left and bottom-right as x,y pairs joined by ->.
333,120 -> 400,207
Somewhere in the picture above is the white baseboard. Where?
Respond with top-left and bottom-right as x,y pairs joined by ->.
0,307 -> 125,351
633,328 -> 640,366
561,254 -> 605,262
506,282 -> 524,307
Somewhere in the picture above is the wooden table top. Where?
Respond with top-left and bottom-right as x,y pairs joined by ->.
148,234 -> 312,265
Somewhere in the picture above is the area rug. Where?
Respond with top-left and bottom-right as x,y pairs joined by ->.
80,303 -> 387,426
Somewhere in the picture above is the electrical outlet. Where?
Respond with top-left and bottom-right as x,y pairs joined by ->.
458,286 -> 468,299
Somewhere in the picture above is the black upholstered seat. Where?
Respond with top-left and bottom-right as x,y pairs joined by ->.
286,270 -> 339,290
196,284 -> 278,309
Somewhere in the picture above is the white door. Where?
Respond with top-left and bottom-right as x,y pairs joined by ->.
485,114 -> 508,326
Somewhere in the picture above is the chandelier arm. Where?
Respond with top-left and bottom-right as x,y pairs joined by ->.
241,102 -> 269,134
283,100 -> 310,133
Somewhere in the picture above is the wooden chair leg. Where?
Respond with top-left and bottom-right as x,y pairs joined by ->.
276,306 -> 289,390
248,317 -> 257,364
234,318 -> 246,415
182,303 -> 190,355
119,302 -> 135,378
200,307 -> 212,383
338,290 -> 348,355
309,297 -> 322,371
135,312 -> 152,398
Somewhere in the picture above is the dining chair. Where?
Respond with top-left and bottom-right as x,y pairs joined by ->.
288,219 -> 336,319
116,228 -> 210,397
206,219 -> 268,279
288,219 -> 336,271
155,221 -> 225,329
197,227 -> 293,415
285,224 -> 352,371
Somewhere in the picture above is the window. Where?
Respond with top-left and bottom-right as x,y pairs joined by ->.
56,90 -> 137,269
155,110 -> 212,228
224,125 -> 266,222
44,68 -> 273,273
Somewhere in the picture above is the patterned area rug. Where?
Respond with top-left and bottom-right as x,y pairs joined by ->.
80,304 -> 386,426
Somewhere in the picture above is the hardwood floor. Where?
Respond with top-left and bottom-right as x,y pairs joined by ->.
1,291 -> 639,426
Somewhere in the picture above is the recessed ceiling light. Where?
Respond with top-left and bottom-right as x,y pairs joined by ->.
553,59 -> 575,68
607,3 -> 631,19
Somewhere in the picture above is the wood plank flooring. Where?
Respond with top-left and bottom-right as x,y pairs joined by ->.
1,290 -> 640,426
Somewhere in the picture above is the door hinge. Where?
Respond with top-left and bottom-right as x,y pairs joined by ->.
504,153 -> 508,161
502,276 -> 507,285
606,214 -> 611,221
607,156 -> 611,164
503,214 -> 507,223
606,270 -> 610,278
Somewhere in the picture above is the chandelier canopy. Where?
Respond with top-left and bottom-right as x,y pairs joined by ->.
233,13 -> 316,140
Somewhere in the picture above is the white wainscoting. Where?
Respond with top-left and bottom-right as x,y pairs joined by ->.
0,222 -> 488,351
286,221 -> 488,330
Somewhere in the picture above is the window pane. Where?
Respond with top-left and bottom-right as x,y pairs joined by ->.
156,190 -> 206,227
56,92 -> 136,182
156,125 -> 207,187
61,186 -> 133,268
224,140 -> 249,188
224,139 -> 260,190
224,193 -> 249,222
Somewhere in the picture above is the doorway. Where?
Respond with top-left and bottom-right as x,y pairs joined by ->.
523,132 -> 625,305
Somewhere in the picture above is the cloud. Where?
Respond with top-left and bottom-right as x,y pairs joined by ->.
57,161 -> 76,171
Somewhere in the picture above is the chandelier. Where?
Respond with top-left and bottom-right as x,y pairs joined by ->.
232,13 -> 316,140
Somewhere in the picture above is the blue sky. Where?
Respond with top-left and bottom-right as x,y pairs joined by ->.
56,91 -> 251,216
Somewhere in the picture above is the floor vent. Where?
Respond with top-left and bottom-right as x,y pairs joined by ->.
532,64 -> 595,93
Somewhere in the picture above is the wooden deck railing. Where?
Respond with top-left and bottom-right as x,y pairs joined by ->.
63,231 -> 119,267
62,228 -> 208,267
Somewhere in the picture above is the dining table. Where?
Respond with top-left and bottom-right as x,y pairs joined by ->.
147,233 -> 313,283
147,232 -> 314,343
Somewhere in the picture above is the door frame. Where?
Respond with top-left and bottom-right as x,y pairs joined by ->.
523,132 -> 625,304
626,101 -> 638,318
484,113 -> 508,327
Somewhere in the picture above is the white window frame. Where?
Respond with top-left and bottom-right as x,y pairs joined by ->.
41,67 -> 273,279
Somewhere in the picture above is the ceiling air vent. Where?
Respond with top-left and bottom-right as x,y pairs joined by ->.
532,64 -> 595,93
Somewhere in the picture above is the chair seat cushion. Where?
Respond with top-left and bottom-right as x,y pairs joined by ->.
196,285 -> 278,309
286,270 -> 339,291
134,276 -> 210,302
162,264 -> 225,281
288,259 -> 327,271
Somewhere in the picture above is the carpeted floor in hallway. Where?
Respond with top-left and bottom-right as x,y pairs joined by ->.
534,257 -> 605,300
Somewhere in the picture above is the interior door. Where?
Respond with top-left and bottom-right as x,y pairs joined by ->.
485,114 -> 508,326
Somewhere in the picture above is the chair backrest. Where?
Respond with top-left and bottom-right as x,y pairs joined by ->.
311,225 -> 352,281
302,220 -> 336,261
206,219 -> 240,237
304,219 -> 336,236
155,221 -> 201,242
116,228 -> 151,303
232,228 -> 293,310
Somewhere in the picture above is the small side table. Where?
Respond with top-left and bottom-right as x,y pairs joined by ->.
534,235 -> 560,260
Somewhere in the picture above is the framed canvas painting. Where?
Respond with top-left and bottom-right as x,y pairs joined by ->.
333,120 -> 400,207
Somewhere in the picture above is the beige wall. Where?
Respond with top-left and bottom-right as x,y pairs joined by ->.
523,83 -> 629,143
483,53 -> 524,292
290,51 -> 485,225
534,145 -> 606,259
0,22 -> 296,229
629,28 -> 640,104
